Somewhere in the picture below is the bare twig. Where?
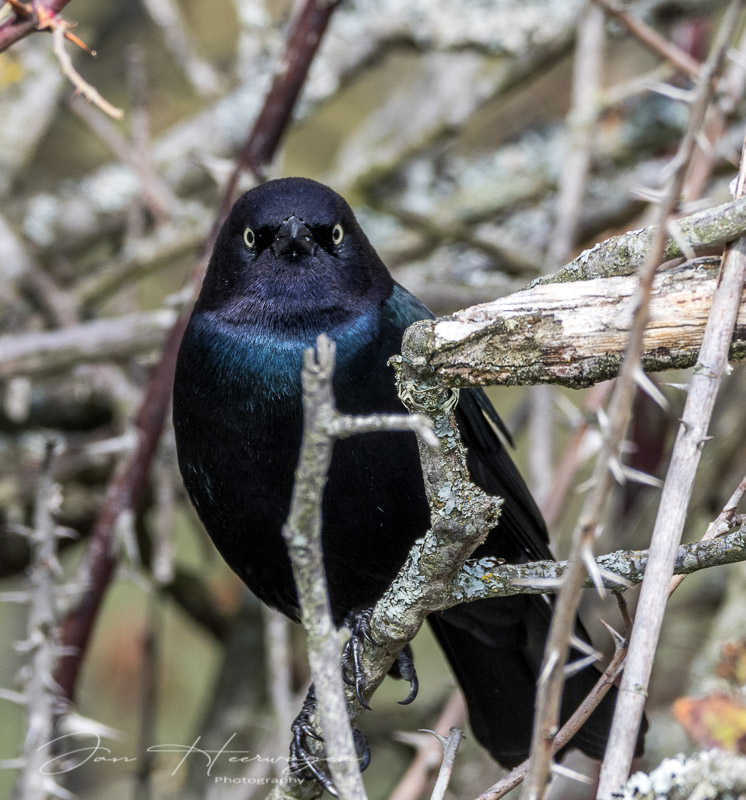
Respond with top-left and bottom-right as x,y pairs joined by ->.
592,0 -> 701,79
68,94 -> 174,221
598,121 -> 746,795
668,472 -> 746,595
449,525 -> 746,603
685,24 -> 746,200
263,606 -> 296,757
280,335 -> 437,800
530,194 -> 746,287
0,0 -> 72,53
541,382 -> 612,530
388,692 -> 466,800
428,728 -> 462,800
50,24 -> 123,119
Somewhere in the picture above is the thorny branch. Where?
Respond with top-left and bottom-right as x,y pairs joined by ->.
10,440 -> 65,800
0,0 -> 72,53
524,5 -> 743,797
599,116 -> 746,800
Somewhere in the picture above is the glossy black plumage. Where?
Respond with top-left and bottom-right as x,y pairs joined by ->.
173,177 -> 644,768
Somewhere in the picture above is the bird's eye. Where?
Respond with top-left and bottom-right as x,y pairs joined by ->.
332,223 -> 344,245
243,227 -> 256,249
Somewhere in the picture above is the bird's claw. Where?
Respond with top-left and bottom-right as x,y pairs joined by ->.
342,608 -> 380,709
391,645 -> 419,705
342,609 -> 419,707
288,685 -> 371,796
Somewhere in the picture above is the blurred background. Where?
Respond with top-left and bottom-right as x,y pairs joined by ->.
1,0 -> 746,798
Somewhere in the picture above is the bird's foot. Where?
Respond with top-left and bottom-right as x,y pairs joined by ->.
342,609 -> 379,709
342,608 -> 419,707
289,685 -> 370,796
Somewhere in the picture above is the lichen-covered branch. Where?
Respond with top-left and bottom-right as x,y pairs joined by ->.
447,525 -> 746,603
531,194 -> 746,286
612,750 -> 746,800
403,257 -> 746,389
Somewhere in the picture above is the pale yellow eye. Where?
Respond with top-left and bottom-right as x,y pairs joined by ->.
243,227 -> 255,249
332,223 -> 344,245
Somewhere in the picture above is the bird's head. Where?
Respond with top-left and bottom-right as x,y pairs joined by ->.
198,177 -> 393,327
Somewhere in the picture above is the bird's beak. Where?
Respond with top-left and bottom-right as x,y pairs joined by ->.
272,216 -> 316,258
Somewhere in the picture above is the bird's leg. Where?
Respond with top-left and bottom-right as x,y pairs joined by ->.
288,684 -> 370,795
341,609 -> 419,707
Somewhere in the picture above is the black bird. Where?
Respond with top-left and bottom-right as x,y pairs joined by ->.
173,177 -> 644,780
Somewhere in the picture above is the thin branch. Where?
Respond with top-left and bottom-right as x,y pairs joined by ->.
592,0 -> 701,79
11,439 -> 66,800
685,22 -> 746,201
68,94 -> 174,221
282,336 -> 372,800
262,606 -> 296,761
668,472 -> 746,595
428,728 -> 462,800
139,0 -> 222,97
477,644 -> 629,800
541,382 -> 612,529
530,193 -> 746,287
388,692 -> 466,800
50,24 -> 123,120
448,525 -> 746,603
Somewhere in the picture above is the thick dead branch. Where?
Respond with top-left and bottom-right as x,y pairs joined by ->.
403,259 -> 746,389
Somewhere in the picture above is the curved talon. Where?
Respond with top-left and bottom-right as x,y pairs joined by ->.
344,631 -> 372,709
399,671 -> 419,705
345,607 -> 381,646
391,645 -> 419,705
354,728 -> 371,772
289,683 -> 371,794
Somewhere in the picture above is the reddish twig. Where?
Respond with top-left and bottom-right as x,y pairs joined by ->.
53,0 -> 342,705
0,0 -> 87,54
